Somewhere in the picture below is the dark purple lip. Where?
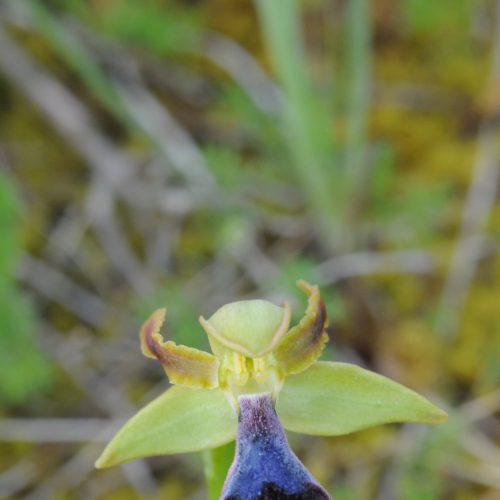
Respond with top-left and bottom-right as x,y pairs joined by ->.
221,392 -> 331,500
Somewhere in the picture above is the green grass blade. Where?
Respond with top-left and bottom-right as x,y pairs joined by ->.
255,0 -> 340,251
343,0 -> 372,231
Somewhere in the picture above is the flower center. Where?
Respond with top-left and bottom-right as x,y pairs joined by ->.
218,351 -> 283,405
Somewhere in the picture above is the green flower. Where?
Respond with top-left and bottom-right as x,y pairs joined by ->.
95,280 -> 447,468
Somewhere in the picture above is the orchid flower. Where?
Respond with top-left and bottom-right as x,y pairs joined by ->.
95,281 -> 447,497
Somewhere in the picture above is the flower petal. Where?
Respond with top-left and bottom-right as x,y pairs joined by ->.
276,361 -> 447,436
274,280 -> 329,376
140,308 -> 219,389
95,386 -> 237,468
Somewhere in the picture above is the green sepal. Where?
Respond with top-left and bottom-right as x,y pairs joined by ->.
276,361 -> 447,436
95,386 -> 237,468
199,300 -> 291,358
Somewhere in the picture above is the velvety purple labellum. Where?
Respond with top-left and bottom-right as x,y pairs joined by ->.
221,393 -> 331,500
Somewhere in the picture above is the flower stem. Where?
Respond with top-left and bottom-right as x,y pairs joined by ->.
204,442 -> 236,500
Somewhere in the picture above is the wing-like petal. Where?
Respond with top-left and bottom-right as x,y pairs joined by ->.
95,386 -> 237,468
274,281 -> 329,376
276,362 -> 447,436
140,308 -> 219,389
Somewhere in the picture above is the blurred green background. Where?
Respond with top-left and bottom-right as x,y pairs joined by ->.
0,0 -> 499,498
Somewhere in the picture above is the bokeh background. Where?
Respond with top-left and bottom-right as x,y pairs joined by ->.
0,0 -> 499,498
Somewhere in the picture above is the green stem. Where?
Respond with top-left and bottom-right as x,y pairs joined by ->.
203,441 -> 235,500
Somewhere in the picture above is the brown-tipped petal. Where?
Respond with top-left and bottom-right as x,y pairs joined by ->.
156,341 -> 219,389
139,309 -> 219,389
140,308 -> 166,358
274,280 -> 329,376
